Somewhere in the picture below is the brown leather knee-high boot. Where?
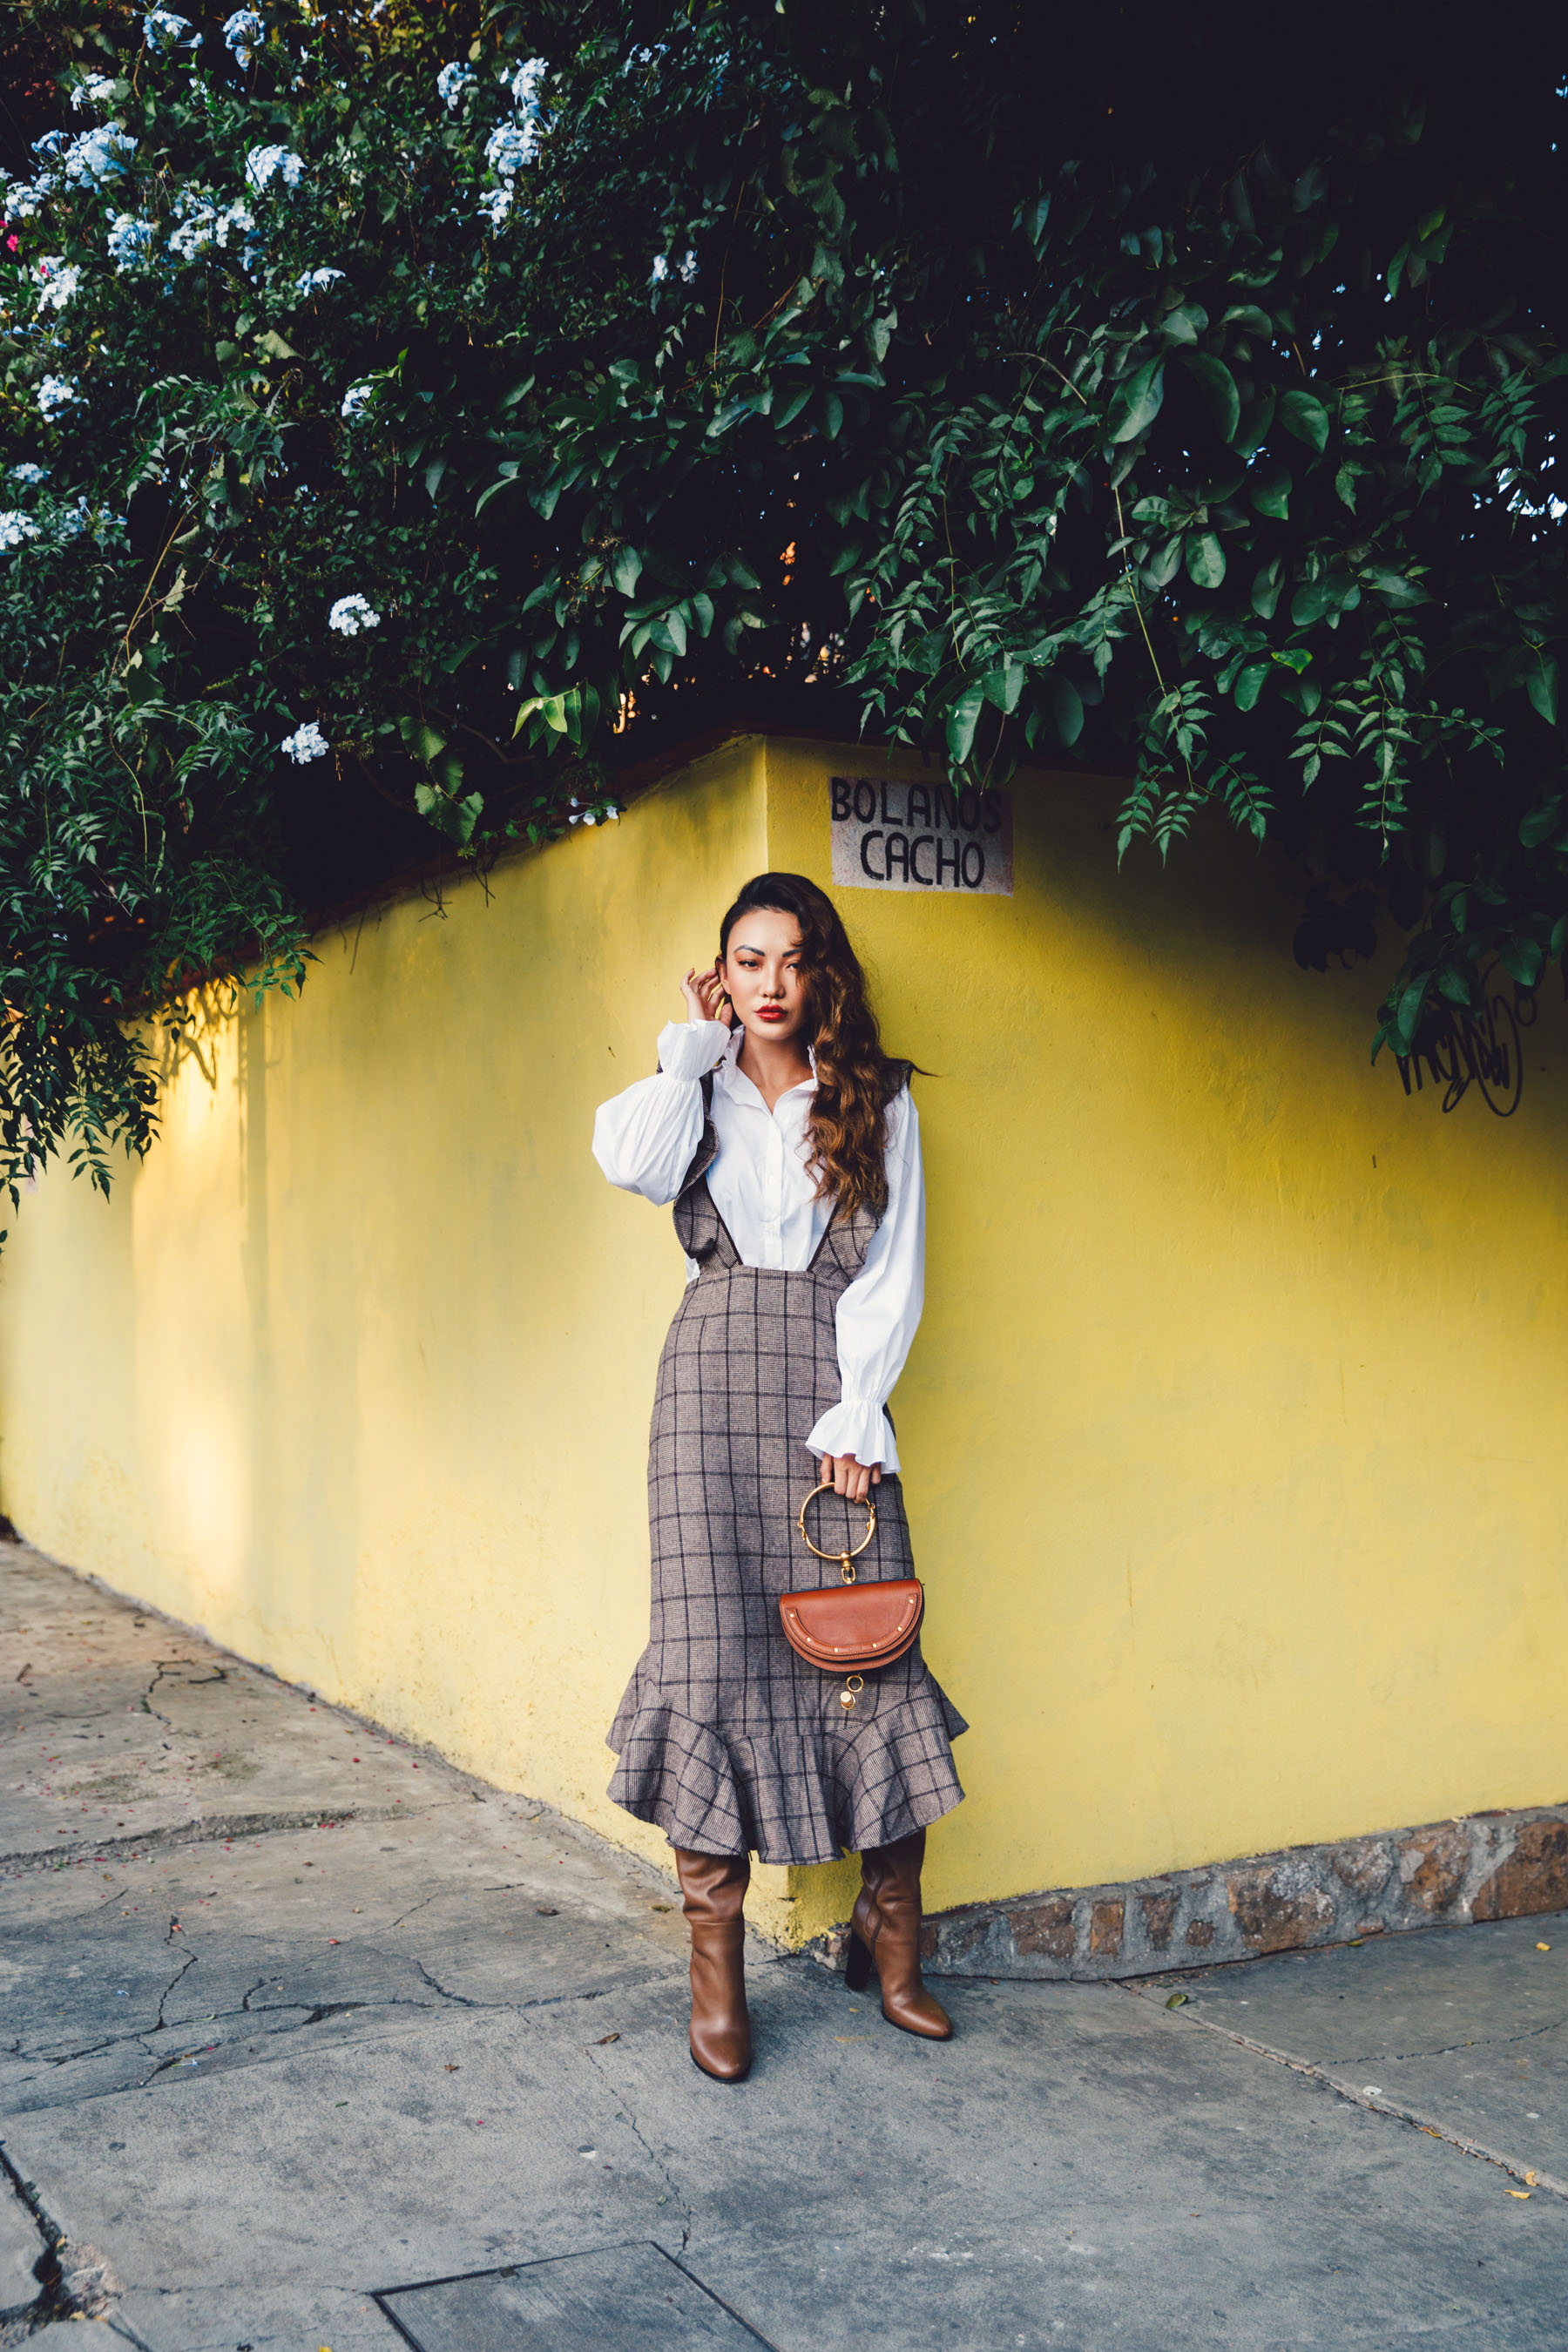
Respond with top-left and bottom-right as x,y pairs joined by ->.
844,1827 -> 952,2040
674,1848 -> 753,2081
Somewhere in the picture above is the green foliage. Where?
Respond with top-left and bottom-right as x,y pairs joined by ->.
2,0 -> 1565,1230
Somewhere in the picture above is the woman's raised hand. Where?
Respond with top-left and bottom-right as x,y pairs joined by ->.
679,963 -> 733,1026
819,1453 -> 882,1505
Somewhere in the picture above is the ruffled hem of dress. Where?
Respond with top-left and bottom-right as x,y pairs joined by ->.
604,1690 -> 967,1865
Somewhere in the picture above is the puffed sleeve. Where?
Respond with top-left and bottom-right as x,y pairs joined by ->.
806,1085 -> 924,1474
591,1020 -> 728,1204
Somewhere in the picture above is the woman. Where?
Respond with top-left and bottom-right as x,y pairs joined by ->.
592,871 -> 966,2080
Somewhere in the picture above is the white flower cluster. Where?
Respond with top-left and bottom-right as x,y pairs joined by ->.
142,10 -> 194,51
13,125 -> 137,222
223,9 -> 262,64
650,250 -> 698,286
328,593 -> 381,635
245,144 -> 306,194
484,119 -> 539,181
61,125 -> 136,186
280,720 -> 328,762
509,57 -> 547,111
10,463 -> 51,485
37,376 -> 78,420
566,798 -> 619,827
168,191 -> 256,264
32,258 -> 83,313
0,173 -> 49,222
436,60 -> 475,112
106,213 -> 156,273
478,53 -> 548,228
70,73 -> 120,113
341,381 -> 374,422
0,512 -> 43,552
295,266 -> 344,296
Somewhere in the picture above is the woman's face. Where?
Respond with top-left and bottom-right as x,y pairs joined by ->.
720,907 -> 810,1048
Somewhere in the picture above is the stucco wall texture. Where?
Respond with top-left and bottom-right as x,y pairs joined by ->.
3,734 -> 1565,1946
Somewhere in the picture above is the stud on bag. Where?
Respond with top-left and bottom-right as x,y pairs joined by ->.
778,1482 -> 925,1710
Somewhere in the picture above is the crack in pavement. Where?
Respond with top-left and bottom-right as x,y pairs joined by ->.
8,1959 -> 692,2077
1324,2011 -> 1568,2065
0,2138 -> 122,2342
583,2039 -> 693,2253
1122,1981 -> 1568,2202
0,1805 -> 418,1876
155,1950 -> 199,2032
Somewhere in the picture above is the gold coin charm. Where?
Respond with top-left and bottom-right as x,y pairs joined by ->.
840,1673 -> 865,1713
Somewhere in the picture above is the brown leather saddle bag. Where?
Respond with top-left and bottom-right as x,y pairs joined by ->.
778,1483 -> 924,1706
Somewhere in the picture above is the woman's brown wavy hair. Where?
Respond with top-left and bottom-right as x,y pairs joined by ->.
719,873 -> 906,1220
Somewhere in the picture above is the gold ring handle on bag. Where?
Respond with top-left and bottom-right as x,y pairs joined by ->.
797,1480 -> 877,1586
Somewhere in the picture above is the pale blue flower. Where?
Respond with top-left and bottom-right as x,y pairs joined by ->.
1,173 -> 51,222
280,720 -> 328,762
295,266 -> 345,296
651,249 -> 697,287
9,463 -> 50,486
485,118 -> 537,180
223,9 -> 261,64
0,511 -> 42,551
341,382 -> 374,421
508,56 -> 547,112
60,125 -> 137,187
71,72 -> 120,112
436,60 -> 475,112
107,213 -> 156,272
37,375 -> 78,419
245,144 -> 306,193
478,186 -> 513,229
32,258 -> 82,313
143,10 -> 194,51
168,193 -> 255,261
328,593 -> 381,635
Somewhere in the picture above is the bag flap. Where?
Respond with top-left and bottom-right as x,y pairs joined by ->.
780,1578 -> 923,1661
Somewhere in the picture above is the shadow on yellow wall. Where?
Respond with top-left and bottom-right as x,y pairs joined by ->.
3,733 -> 1565,1946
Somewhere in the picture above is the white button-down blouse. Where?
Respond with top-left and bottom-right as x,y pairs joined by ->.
591,1019 -> 924,1472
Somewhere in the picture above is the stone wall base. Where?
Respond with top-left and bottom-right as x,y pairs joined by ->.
814,1803 -> 1568,1979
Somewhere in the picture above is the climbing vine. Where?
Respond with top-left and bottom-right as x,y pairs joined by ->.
1,0 -> 1564,1230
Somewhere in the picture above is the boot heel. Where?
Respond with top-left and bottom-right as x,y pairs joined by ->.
844,1930 -> 873,1992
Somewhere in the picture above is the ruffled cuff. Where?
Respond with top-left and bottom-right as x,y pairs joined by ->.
655,1018 -> 731,1080
806,1398 -> 901,1477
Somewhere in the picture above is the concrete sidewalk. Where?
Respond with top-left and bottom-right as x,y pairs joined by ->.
3,1539 -> 1565,2351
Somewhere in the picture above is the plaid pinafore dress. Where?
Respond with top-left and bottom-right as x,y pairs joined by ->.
606,1067 -> 967,1863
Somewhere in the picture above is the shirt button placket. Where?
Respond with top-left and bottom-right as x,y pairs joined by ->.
765,1120 -> 784,1267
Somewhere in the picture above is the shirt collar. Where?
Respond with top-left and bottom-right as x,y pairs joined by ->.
714,1026 -> 817,1098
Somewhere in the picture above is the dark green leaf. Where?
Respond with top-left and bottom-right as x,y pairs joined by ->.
1500,936 -> 1544,988
1525,654 -> 1560,727
1106,359 -> 1166,443
1247,458 -> 1291,519
1180,352 -> 1240,443
946,680 -> 986,764
1251,557 -> 1285,619
1037,671 -> 1085,749
1518,798 -> 1564,847
1277,389 -> 1331,451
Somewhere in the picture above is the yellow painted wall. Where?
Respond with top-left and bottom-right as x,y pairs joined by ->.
3,732 -> 1567,1947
